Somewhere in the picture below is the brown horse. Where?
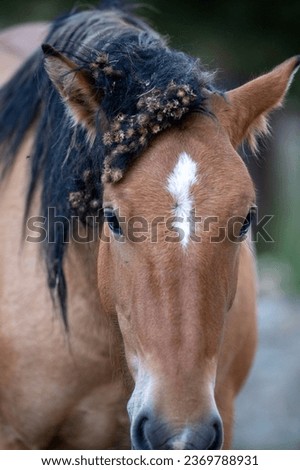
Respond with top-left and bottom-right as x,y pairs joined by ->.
0,1 -> 298,450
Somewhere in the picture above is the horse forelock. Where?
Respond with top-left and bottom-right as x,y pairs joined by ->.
0,4 -> 216,322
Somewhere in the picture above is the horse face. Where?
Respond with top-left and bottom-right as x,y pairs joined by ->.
98,113 -> 255,450
97,55 -> 299,448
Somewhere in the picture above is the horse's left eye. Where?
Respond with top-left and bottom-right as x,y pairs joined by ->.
239,207 -> 256,238
104,209 -> 122,236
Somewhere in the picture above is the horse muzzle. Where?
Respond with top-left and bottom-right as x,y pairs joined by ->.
131,411 -> 223,450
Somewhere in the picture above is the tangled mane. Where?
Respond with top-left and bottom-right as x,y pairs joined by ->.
0,0 -> 216,324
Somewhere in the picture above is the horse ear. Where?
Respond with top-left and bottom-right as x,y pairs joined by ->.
210,56 -> 300,152
42,44 -> 105,136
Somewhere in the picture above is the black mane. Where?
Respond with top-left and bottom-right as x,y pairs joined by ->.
0,0 -> 215,324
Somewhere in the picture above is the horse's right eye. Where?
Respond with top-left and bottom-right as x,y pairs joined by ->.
104,209 -> 122,236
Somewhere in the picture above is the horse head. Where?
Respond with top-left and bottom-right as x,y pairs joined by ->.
44,47 -> 299,449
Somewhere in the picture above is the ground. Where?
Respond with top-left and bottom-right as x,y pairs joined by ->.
233,295 -> 300,450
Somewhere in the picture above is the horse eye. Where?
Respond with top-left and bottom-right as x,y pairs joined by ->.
104,209 -> 122,236
239,207 -> 256,238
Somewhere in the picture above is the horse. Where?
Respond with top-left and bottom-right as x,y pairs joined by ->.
0,0 -> 298,450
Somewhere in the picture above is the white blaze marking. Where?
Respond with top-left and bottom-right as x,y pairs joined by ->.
167,152 -> 198,248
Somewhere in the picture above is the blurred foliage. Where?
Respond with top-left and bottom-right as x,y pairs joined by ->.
1,0 -> 300,292
1,0 -> 299,92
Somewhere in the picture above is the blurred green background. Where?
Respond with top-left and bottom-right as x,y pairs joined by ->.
1,0 -> 300,293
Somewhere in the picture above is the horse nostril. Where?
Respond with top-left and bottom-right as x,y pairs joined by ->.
131,413 -> 150,450
207,417 -> 223,450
